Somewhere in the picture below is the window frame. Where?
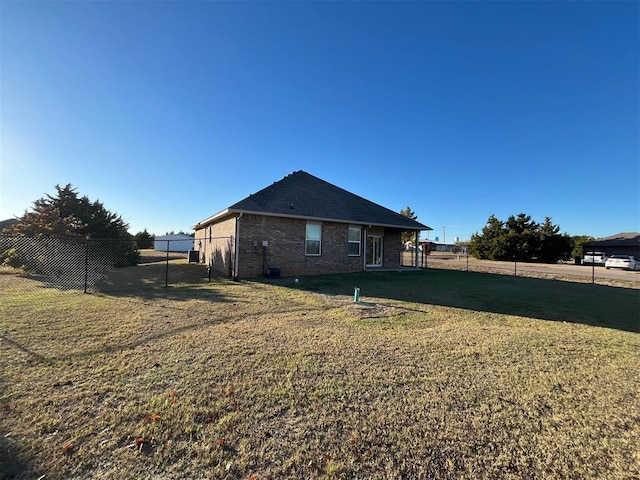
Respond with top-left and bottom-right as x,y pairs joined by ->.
348,225 -> 361,256
305,222 -> 322,256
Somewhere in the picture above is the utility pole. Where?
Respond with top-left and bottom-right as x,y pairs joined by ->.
443,226 -> 446,244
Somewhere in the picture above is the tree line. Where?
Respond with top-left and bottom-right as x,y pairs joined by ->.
400,207 -> 593,264
0,185 -> 191,268
469,213 -> 590,263
1,184 -> 193,247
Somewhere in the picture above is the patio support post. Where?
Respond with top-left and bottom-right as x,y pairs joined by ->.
363,227 -> 368,271
414,231 -> 419,268
234,214 -> 242,280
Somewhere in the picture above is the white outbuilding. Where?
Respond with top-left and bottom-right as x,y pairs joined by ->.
154,234 -> 194,252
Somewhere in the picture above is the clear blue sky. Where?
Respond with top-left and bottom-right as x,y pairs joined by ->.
1,1 -> 638,242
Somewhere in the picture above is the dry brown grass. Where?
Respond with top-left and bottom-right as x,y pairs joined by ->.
1,266 -> 639,479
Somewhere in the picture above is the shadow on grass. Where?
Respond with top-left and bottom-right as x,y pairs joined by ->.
0,379 -> 39,480
0,335 -> 52,366
90,261 -> 232,303
265,269 -> 640,333
5,260 -> 219,304
0,427 -> 35,480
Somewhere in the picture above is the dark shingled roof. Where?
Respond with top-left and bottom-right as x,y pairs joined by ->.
583,232 -> 640,248
197,171 -> 430,231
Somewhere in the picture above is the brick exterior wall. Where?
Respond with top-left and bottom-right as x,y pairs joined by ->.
194,216 -> 236,277
237,214 -> 367,277
195,214 -> 406,278
383,230 -> 402,269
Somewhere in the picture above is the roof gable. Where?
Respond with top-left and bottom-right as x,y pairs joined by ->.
198,171 -> 430,231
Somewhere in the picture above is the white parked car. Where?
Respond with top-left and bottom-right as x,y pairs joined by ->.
583,251 -> 609,266
605,255 -> 639,271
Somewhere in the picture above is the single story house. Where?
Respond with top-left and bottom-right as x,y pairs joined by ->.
582,232 -> 640,258
154,234 -> 194,252
193,171 -> 431,278
418,239 -> 463,253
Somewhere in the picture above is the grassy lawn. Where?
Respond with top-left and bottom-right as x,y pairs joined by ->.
0,266 -> 639,479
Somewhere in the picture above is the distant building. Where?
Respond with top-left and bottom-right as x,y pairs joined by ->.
582,232 -> 640,258
154,234 -> 194,252
418,239 -> 462,254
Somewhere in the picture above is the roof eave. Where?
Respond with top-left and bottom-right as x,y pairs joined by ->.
194,209 -> 431,231
193,208 -> 234,229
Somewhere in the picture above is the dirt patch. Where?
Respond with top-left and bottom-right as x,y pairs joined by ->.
309,291 -> 411,319
427,259 -> 640,289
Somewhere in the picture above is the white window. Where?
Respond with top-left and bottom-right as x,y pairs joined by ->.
305,222 -> 322,256
348,225 -> 361,256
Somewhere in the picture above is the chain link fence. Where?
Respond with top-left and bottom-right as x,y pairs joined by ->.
400,251 -> 639,286
0,235 -> 209,299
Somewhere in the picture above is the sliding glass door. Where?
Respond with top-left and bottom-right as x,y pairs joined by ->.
366,235 -> 383,267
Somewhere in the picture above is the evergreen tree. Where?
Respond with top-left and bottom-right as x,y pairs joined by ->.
470,213 -> 568,263
6,204 -> 83,237
9,184 -> 131,239
470,214 -> 506,260
569,235 -> 595,258
537,217 -> 572,262
134,229 -> 155,249
400,206 -> 418,245
6,184 -> 138,265
504,213 -> 539,261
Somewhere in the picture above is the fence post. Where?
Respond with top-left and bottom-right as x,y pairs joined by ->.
84,237 -> 89,293
165,240 -> 170,287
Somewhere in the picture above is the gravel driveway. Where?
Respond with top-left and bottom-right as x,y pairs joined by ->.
403,253 -> 640,289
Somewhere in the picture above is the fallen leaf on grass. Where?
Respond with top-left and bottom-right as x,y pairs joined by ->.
132,436 -> 158,454
217,438 -> 225,447
226,385 -> 234,396
1,403 -> 9,410
62,443 -> 73,454
169,390 -> 176,397
144,413 -> 161,422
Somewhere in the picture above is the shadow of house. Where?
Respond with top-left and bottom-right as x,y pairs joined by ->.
269,269 -> 640,333
0,372 -> 39,479
210,237 -> 234,278
0,418 -> 38,479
